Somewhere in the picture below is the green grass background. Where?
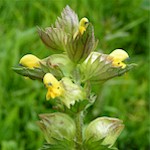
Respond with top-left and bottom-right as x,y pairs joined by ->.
0,0 -> 149,149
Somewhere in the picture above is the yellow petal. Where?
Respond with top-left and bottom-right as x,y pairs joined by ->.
73,17 -> 89,39
52,87 -> 63,96
79,18 -> 89,28
43,73 -> 64,100
79,17 -> 89,34
19,54 -> 40,69
109,49 -> 129,62
46,88 -> 52,100
112,60 -> 127,69
109,49 -> 129,69
50,91 -> 57,99
43,73 -> 60,87
79,26 -> 86,35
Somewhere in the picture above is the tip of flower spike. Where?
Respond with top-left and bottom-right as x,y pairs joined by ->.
19,54 -> 41,69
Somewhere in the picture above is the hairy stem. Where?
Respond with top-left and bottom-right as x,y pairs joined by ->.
75,111 -> 83,150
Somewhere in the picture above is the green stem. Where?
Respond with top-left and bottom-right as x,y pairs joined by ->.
75,111 -> 83,150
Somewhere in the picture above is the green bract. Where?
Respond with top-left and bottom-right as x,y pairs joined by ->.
80,52 -> 135,83
66,24 -> 98,63
40,54 -> 75,78
60,77 -> 86,108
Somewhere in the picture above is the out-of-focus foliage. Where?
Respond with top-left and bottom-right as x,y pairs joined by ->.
0,0 -> 149,149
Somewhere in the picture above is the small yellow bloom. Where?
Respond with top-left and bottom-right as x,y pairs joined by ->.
19,54 -> 41,69
43,73 -> 64,100
79,17 -> 89,35
73,17 -> 89,39
109,49 -> 129,69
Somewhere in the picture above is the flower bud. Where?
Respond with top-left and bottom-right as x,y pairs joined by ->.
84,117 -> 124,148
38,113 -> 76,144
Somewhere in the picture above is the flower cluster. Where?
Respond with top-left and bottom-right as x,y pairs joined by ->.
13,5 -> 135,150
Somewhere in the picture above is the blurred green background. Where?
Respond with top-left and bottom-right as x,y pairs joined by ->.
0,0 -> 149,149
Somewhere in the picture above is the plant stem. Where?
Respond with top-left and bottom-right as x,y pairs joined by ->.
75,111 -> 83,150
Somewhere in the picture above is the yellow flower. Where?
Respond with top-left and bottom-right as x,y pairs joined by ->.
78,17 -> 89,35
109,49 -> 129,69
73,17 -> 89,39
43,74 -> 86,108
19,54 -> 41,69
43,73 -> 64,100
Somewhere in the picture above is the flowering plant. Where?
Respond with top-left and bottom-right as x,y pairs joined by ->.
13,6 -> 135,150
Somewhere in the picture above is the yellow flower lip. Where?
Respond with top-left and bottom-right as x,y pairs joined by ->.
109,49 -> 129,62
43,73 -> 59,87
73,17 -> 89,39
19,54 -> 41,69
43,73 -> 64,100
79,17 -> 89,26
79,17 -> 89,35
109,49 -> 129,69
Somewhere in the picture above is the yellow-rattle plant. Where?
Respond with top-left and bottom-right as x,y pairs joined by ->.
13,5 -> 135,150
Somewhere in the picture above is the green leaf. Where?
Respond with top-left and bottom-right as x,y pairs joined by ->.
40,138 -> 75,150
12,66 -> 45,80
65,99 -> 89,113
83,138 -> 117,150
